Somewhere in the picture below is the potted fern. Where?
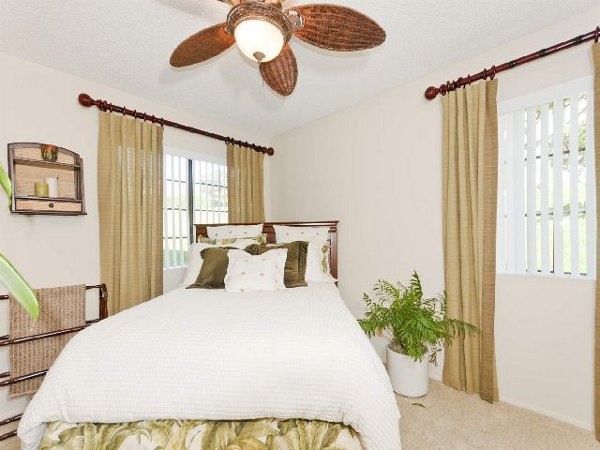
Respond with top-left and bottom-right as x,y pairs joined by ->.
0,164 -> 38,319
359,272 -> 479,397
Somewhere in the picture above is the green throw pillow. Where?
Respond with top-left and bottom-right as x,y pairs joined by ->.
187,247 -> 236,289
245,241 -> 308,288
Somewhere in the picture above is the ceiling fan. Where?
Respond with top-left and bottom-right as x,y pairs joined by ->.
170,0 -> 386,96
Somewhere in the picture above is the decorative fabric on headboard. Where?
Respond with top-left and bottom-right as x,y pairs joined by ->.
195,221 -> 339,280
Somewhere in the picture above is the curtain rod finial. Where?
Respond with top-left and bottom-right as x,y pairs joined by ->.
266,147 -> 275,156
424,86 -> 438,100
78,93 -> 94,107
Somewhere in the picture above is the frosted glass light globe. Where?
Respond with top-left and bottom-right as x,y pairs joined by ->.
234,19 -> 285,63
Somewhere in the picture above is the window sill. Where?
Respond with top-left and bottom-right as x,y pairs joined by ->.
496,271 -> 596,282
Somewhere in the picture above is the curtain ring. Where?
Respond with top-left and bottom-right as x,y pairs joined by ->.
482,68 -> 487,80
490,65 -> 496,80
595,26 -> 599,43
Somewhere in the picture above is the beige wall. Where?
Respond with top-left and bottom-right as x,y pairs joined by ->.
270,10 -> 598,430
0,52 -> 270,418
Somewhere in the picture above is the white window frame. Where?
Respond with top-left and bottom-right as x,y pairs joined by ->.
163,147 -> 227,269
497,76 -> 596,279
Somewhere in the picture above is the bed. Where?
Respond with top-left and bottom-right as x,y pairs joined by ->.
18,222 -> 401,450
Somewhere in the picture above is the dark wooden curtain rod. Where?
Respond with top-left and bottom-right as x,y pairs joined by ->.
425,26 -> 599,100
78,93 -> 274,155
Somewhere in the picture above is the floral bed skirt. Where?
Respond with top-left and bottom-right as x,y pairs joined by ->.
39,418 -> 364,450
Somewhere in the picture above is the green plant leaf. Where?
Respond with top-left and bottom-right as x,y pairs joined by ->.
0,253 -> 38,319
360,271 -> 480,365
0,164 -> 12,207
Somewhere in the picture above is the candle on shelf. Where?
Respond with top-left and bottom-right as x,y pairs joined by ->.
45,177 -> 58,198
34,182 -> 49,197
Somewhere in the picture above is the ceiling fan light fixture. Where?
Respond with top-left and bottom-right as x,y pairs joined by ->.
227,2 -> 292,63
234,19 -> 284,62
171,1 -> 386,96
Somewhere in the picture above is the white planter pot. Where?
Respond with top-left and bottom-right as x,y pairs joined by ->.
386,345 -> 429,397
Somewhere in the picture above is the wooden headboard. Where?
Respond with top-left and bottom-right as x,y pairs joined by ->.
195,221 -> 339,279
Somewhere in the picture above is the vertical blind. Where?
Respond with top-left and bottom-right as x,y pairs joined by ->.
192,159 -> 228,226
497,78 -> 596,277
164,153 -> 188,269
163,152 -> 228,269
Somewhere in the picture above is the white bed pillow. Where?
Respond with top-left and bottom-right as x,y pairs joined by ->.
207,224 -> 263,240
224,249 -> 288,293
274,225 -> 335,283
197,235 -> 267,245
180,238 -> 262,287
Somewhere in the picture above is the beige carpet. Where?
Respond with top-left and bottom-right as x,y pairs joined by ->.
398,380 -> 599,450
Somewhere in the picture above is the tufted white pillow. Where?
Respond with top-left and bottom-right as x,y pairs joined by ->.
180,239 -> 263,287
224,249 -> 288,293
207,224 -> 263,240
274,225 -> 335,283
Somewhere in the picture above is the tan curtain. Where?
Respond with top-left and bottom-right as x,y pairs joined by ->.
98,111 -> 163,315
442,79 -> 499,403
227,143 -> 265,223
593,42 -> 600,441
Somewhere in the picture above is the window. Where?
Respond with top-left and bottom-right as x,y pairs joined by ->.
497,77 -> 596,278
163,149 -> 228,269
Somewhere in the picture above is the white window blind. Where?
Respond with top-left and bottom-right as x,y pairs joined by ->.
497,77 -> 596,278
163,150 -> 227,269
192,159 -> 228,225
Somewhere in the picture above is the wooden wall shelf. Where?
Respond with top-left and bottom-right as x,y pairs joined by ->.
8,143 -> 86,216
12,157 -> 81,170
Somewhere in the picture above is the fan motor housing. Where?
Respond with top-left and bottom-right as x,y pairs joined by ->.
226,2 -> 294,43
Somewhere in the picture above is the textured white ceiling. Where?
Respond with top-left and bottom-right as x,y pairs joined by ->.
0,0 -> 597,136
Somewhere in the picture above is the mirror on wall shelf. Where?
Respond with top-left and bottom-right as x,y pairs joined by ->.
7,142 -> 86,215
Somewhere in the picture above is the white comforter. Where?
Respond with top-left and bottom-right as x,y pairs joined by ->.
18,283 -> 400,449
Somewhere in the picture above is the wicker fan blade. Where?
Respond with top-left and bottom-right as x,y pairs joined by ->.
217,0 -> 283,4
260,44 -> 298,96
170,23 -> 235,67
288,4 -> 385,51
